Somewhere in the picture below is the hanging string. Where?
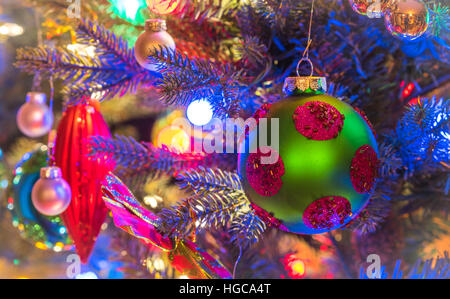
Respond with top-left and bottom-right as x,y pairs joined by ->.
33,9 -> 56,166
303,0 -> 315,60
31,10 -> 43,92
47,75 -> 55,166
297,0 -> 316,77
232,246 -> 243,279
31,73 -> 42,92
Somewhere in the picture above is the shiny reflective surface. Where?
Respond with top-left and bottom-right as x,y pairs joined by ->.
384,0 -> 429,40
349,0 -> 391,17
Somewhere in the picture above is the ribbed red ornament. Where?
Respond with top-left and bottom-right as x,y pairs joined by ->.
54,99 -> 114,263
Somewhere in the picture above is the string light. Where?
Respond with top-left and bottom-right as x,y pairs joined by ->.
0,22 -> 24,37
186,99 -> 213,126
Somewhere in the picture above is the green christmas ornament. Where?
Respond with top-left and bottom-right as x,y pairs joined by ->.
8,144 -> 72,251
238,76 -> 379,235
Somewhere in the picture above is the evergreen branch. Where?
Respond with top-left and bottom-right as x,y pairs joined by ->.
429,3 -> 449,38
176,0 -> 241,21
76,18 -> 139,69
392,97 -> 449,175
229,209 -> 266,248
349,191 -> 391,235
156,191 -> 249,240
148,47 -> 243,117
378,142 -> 403,179
87,135 -> 203,176
252,0 -> 307,34
160,168 -> 266,248
15,46 -> 113,83
15,18 -> 156,105
158,71 -> 220,106
62,71 -> 155,104
176,167 -> 242,196
64,18 -> 155,104
147,46 -> 194,73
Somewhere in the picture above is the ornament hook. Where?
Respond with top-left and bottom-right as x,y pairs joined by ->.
296,57 -> 314,77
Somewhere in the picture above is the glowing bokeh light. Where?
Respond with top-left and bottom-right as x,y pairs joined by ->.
156,125 -> 191,153
186,99 -> 213,126
0,22 -> 24,37
110,0 -> 146,22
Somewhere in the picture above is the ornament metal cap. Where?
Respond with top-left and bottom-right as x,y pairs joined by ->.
284,57 -> 327,95
26,92 -> 47,105
145,19 -> 167,32
283,76 -> 327,96
40,166 -> 63,180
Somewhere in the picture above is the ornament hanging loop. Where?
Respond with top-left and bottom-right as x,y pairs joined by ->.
295,0 -> 316,78
296,57 -> 314,77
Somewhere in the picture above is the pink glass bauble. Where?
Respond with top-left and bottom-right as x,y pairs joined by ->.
17,92 -> 53,138
31,166 -> 71,216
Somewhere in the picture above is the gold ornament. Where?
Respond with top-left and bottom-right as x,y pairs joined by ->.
134,19 -> 176,71
349,0 -> 392,18
384,0 -> 429,40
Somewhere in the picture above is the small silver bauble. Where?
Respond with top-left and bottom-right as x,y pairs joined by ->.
31,166 -> 72,216
134,19 -> 176,71
16,92 -> 53,138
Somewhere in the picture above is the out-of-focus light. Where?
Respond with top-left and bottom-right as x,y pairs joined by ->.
13,176 -> 21,185
186,99 -> 213,126
402,83 -> 415,98
283,253 -> 306,279
15,167 -> 23,175
0,22 -> 24,37
179,275 -> 189,279
156,125 -> 191,153
40,145 -> 48,152
76,272 -> 98,279
1,179 -> 9,189
67,43 -> 96,57
111,0 -> 145,20
143,195 -> 163,209
53,243 -> 63,252
291,260 -> 305,276
153,258 -> 165,271
91,91 -> 106,100
35,242 -> 48,250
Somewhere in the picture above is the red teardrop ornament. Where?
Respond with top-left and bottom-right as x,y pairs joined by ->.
54,99 -> 115,263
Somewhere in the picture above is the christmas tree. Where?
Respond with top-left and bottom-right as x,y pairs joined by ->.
0,0 -> 448,279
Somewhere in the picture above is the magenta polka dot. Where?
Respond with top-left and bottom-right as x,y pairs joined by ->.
293,101 -> 344,141
253,103 -> 271,123
350,145 -> 379,194
246,147 -> 285,197
303,196 -> 352,230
